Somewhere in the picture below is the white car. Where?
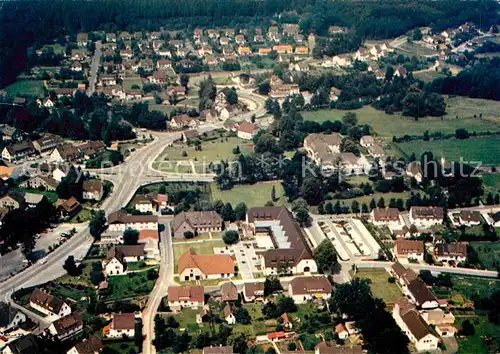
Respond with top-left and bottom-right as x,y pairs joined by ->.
39,258 -> 48,265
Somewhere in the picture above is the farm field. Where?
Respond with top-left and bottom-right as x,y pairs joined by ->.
355,269 -> 403,304
394,136 -> 500,164
153,136 -> 253,173
5,80 -> 46,96
302,98 -> 500,138
209,181 -> 287,208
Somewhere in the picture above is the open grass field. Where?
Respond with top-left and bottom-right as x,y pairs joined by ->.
413,69 -> 447,82
302,98 -> 500,138
173,240 -> 226,260
330,191 -> 414,208
103,271 -> 156,301
397,42 -> 439,57
122,77 -> 142,89
469,243 -> 500,271
355,269 -> 403,304
149,104 -> 176,115
68,208 -> 93,223
395,136 -> 500,164
210,181 -> 286,208
456,315 -> 500,354
5,80 -> 46,97
153,136 -> 253,173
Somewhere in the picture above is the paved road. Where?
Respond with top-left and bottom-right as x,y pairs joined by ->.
87,41 -> 102,96
142,221 -> 177,354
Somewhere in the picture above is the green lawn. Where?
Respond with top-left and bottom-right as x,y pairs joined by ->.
123,77 -> 142,89
482,174 -> 500,194
303,99 -> 500,138
395,136 -> 500,164
329,191 -> 415,208
173,240 -> 226,260
68,208 -> 93,223
169,309 -> 200,331
210,181 -> 286,208
413,70 -> 447,83
153,136 -> 253,173
456,316 -> 500,354
355,269 -> 403,304
5,80 -> 46,97
17,187 -> 59,204
56,260 -> 95,287
103,272 -> 157,301
469,243 -> 500,271
149,104 -> 176,115
103,339 -> 140,354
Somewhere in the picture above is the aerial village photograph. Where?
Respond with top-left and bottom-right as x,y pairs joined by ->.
0,0 -> 499,353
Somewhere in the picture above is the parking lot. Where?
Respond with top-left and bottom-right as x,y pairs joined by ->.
232,242 -> 261,280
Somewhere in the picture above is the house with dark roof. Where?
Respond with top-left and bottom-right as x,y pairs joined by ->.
102,245 -> 145,276
0,302 -> 27,333
1,141 -> 36,162
19,175 -> 58,191
3,334 -> 39,354
67,335 -> 103,354
106,313 -> 136,338
288,276 -> 332,304
55,197 -> 82,219
107,210 -> 158,232
246,207 -> 317,275
370,207 -> 402,226
393,297 -> 439,352
47,313 -> 83,340
167,285 -> 204,312
178,248 -> 235,281
220,282 -> 238,302
171,211 -> 222,239
435,243 -> 467,263
458,210 -> 481,226
29,288 -> 71,319
82,180 -> 103,201
406,279 -> 439,309
49,143 -> 80,162
409,206 -> 444,228
395,239 -> 424,261
243,282 -> 265,302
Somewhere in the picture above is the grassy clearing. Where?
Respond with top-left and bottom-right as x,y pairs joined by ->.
329,191 -> 414,208
482,174 -> 500,194
68,208 -> 93,223
153,136 -> 253,173
397,42 -> 439,57
5,80 -> 46,96
173,240 -> 226,260
395,136 -> 500,164
210,181 -> 287,208
456,316 -> 499,354
469,243 -> 500,271
103,272 -> 156,301
413,70 -> 447,82
149,104 -> 176,115
56,260 -> 94,287
302,98 -> 500,138
123,77 -> 142,89
17,187 -> 59,204
355,269 -> 402,304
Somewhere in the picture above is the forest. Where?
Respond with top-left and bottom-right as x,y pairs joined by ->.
0,0 -> 498,87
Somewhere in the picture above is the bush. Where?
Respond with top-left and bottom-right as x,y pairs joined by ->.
287,342 -> 297,351
388,276 -> 396,283
223,230 -> 239,245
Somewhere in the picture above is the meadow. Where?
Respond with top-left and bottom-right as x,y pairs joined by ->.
5,80 -> 46,97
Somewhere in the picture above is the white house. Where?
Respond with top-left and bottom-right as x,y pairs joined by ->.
394,239 -> 424,261
102,245 -> 145,276
82,179 -> 104,201
360,135 -> 374,147
409,206 -> 444,228
370,208 -> 402,227
435,243 -> 467,263
0,303 -> 26,334
131,194 -> 154,213
237,122 -> 259,140
224,304 -> 236,325
178,249 -> 235,281
29,288 -> 71,319
107,210 -> 158,232
167,285 -> 204,312
458,210 -> 481,226
288,276 -> 332,304
393,298 -> 439,352
66,336 -> 103,354
106,313 -> 136,338
47,313 -> 83,340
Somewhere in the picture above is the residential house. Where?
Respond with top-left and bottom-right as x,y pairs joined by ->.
71,62 -> 83,72
106,313 -> 136,338
220,282 -> 238,302
24,193 -> 45,208
281,312 -> 292,330
335,323 -> 348,340
303,133 -> 341,165
237,46 -> 252,56
29,288 -> 71,319
409,206 -> 444,228
368,144 -> 384,158
3,334 -> 39,354
0,302 -> 26,334
406,161 -> 423,183
360,135 -> 374,148
394,239 -> 424,261
157,59 -> 173,70
33,133 -> 62,155
177,248 -> 235,281
203,346 -> 233,354
370,208 -> 402,227
138,229 -> 160,260
393,298 -> 439,352
171,211 -> 222,239
107,210 -> 158,232
247,207 -> 317,275
169,114 -> 198,130
124,88 -> 142,100
50,143 -> 79,162
200,109 -> 219,124
258,48 -> 272,55
394,66 -> 408,79
131,194 -> 155,213
328,26 -> 347,34
1,141 -> 36,162
71,49 -> 88,61
458,210 -> 481,226
138,59 -> 154,71
273,45 -> 293,54
267,26 -> 280,41
0,192 -> 24,210
55,197 -> 82,219
288,276 -> 332,304
149,70 -> 168,84
66,335 -> 103,354
106,33 -> 117,42
243,282 -> 265,302
119,50 -> 133,59
491,212 -> 500,227
102,245 -> 146,276
435,243 -> 467,263
47,313 -> 84,340
82,179 -> 104,201
167,285 -> 205,312
237,122 -> 259,140
100,74 -> 117,86
223,304 -> 236,325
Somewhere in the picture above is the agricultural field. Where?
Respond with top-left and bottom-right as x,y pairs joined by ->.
5,80 -> 46,97
302,98 -> 500,138
355,269 -> 403,305
153,135 -> 253,173
210,181 -> 286,208
394,136 -> 500,164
